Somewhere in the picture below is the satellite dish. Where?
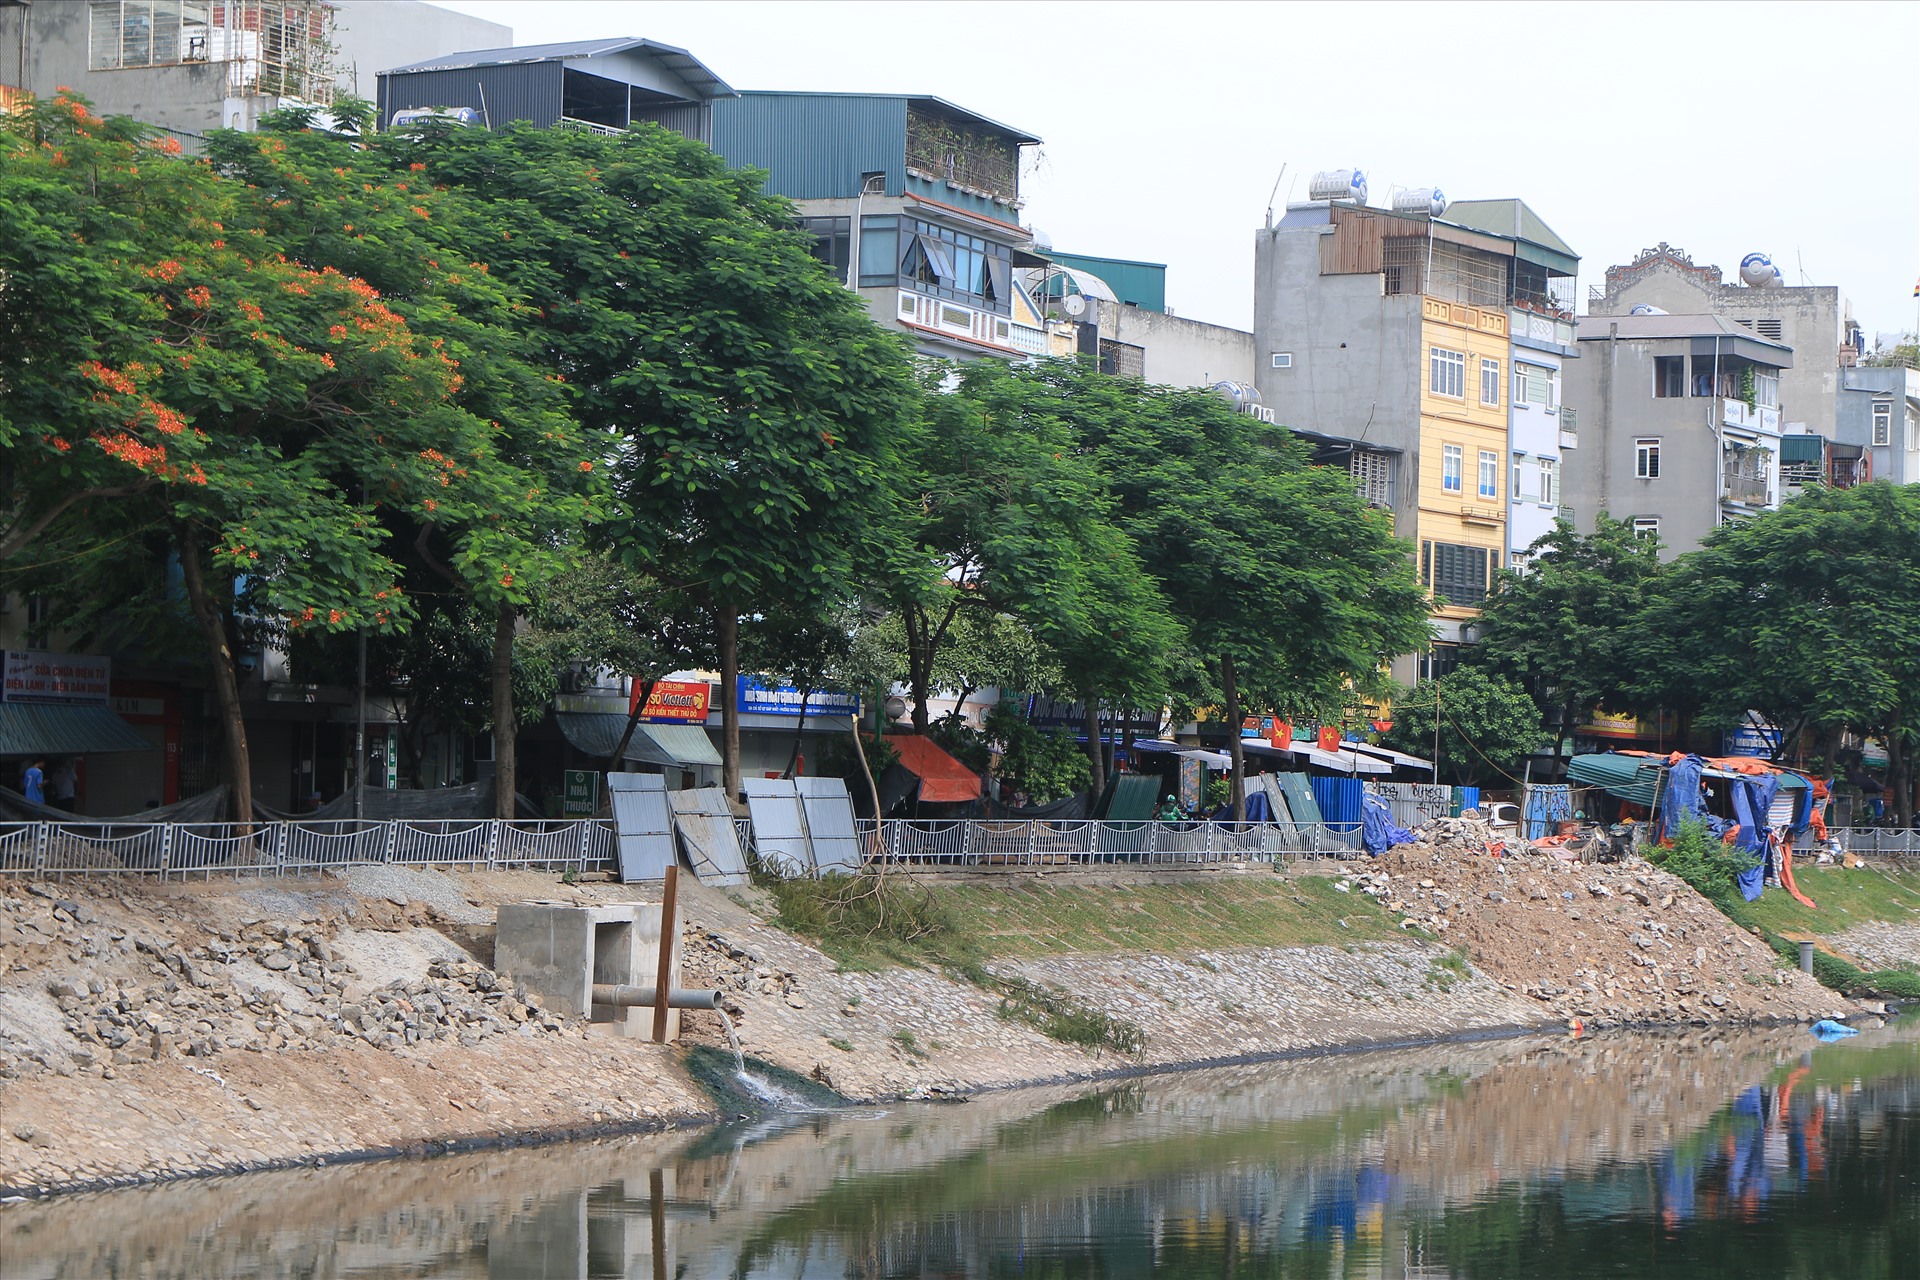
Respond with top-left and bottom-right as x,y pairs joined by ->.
1063,293 -> 1087,316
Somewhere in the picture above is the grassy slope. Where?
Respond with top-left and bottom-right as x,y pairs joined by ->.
1732,864 -> 1920,940
769,871 -> 1400,973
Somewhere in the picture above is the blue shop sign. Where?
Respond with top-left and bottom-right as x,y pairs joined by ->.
737,677 -> 860,718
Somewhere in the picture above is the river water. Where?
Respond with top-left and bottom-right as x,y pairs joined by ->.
2,1018 -> 1914,1279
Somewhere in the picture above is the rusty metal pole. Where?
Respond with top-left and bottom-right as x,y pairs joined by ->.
652,863 -> 679,1043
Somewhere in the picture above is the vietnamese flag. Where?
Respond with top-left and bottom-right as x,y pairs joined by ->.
1317,725 -> 1342,752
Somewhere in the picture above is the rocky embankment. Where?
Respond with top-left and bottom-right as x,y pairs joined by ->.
0,830 -> 1875,1197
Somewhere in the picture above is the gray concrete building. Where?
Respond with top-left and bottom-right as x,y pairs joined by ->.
1839,366 -> 1920,487
0,0 -> 507,141
1562,314 -> 1792,557
1588,243 -> 1861,439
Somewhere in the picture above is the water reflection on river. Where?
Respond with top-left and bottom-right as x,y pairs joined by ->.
3,1018 -> 1914,1279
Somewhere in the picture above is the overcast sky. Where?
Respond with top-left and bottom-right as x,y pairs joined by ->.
431,0 -> 1918,341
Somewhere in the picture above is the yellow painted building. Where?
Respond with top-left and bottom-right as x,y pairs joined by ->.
1414,298 -> 1510,631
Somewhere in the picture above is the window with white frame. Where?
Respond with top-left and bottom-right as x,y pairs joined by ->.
1430,347 -> 1466,398
1632,517 -> 1660,540
1538,457 -> 1557,504
1480,358 -> 1501,406
1871,403 -> 1891,446
89,1 -> 216,71
1636,438 -> 1662,479
1908,413 -> 1919,452
1477,450 -> 1499,499
1271,352 -> 1293,369
1511,451 -> 1526,500
1442,443 -> 1463,493
1754,372 -> 1780,408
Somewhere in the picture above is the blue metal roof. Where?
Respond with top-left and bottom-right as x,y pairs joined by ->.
382,37 -> 735,98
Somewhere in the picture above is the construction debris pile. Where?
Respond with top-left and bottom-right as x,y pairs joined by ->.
1333,815 -> 1841,1027
0,884 -> 566,1081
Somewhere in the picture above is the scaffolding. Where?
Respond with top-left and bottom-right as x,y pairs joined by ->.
85,0 -> 335,102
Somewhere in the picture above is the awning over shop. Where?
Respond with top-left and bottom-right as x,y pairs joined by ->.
0,703 -> 154,756
884,733 -> 981,802
1174,748 -> 1233,769
555,713 -> 722,768
1241,739 -> 1392,775
1348,743 -> 1437,775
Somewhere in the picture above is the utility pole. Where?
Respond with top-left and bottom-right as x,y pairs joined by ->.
354,629 -> 367,819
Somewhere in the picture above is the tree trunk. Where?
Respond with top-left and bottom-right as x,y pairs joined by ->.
848,719 -> 885,861
1223,654 -> 1246,823
903,607 -> 932,733
1887,725 -> 1913,829
1082,700 -> 1106,802
719,603 -> 741,801
782,689 -> 811,778
607,676 -> 656,776
178,526 -> 252,827
490,601 -> 516,819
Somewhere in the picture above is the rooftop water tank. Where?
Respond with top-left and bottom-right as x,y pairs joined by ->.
1629,304 -> 1669,316
1739,252 -> 1781,288
1392,187 -> 1448,217
1308,169 -> 1368,205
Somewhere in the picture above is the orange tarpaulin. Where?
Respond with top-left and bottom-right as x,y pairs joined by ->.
885,734 -> 982,803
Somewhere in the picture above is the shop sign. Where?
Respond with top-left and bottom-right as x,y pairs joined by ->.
738,677 -> 860,718
562,769 -> 599,817
1178,756 -> 1202,811
2,650 -> 111,706
1722,720 -> 1783,758
1580,706 -> 1677,740
630,678 -> 711,723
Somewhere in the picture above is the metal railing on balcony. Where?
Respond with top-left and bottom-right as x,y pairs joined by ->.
1723,473 -> 1772,505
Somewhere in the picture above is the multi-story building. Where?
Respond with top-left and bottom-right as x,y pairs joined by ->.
1588,243 -> 1860,439
1561,313 -> 1791,558
1442,201 -> 1581,570
708,90 -> 1047,361
0,0 -> 507,143
1252,195 -> 1577,680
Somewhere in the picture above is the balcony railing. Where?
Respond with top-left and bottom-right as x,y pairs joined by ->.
1723,474 -> 1771,505
1722,399 -> 1782,432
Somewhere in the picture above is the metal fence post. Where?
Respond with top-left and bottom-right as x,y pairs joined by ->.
33,821 -> 48,878
159,823 -> 172,879
274,822 -> 288,876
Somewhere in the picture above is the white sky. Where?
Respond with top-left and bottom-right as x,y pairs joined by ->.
431,0 -> 1920,341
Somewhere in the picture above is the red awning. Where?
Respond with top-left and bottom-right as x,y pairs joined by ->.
885,734 -> 981,803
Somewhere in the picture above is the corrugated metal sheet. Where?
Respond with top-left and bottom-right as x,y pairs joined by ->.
1309,776 -> 1365,848
1276,773 -> 1323,826
668,787 -> 748,885
607,773 -> 674,882
710,93 -> 908,201
797,776 -> 861,873
741,778 -> 811,875
633,101 -> 710,145
1369,781 -> 1452,830
0,704 -> 155,756
379,62 -> 562,130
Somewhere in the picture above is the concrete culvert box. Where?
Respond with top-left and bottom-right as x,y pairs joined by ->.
494,901 -> 681,1041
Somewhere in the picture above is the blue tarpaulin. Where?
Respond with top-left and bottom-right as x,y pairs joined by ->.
1728,771 -> 1779,901
1809,1019 -> 1859,1041
1361,792 -> 1415,855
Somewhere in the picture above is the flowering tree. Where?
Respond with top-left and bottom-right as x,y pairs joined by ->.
0,95 -> 580,817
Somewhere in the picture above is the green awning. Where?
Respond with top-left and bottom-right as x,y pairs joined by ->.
554,713 -> 721,768
1566,753 -> 1662,807
0,703 -> 155,756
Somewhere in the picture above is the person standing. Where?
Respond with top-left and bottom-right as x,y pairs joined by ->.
22,758 -> 45,806
50,760 -> 77,813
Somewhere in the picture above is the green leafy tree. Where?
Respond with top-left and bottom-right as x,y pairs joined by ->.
0,96 -> 528,818
878,361 -> 1179,776
983,702 -> 1090,805
1473,516 -> 1665,766
1640,483 -> 1920,824
1067,366 -> 1431,818
380,122 -> 919,799
1381,668 -> 1545,788
202,112 -> 600,815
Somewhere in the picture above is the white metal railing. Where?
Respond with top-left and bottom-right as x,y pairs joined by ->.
0,819 -> 615,879
852,819 -> 1361,869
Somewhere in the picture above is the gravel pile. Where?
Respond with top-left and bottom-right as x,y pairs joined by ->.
1329,821 -> 1843,1027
